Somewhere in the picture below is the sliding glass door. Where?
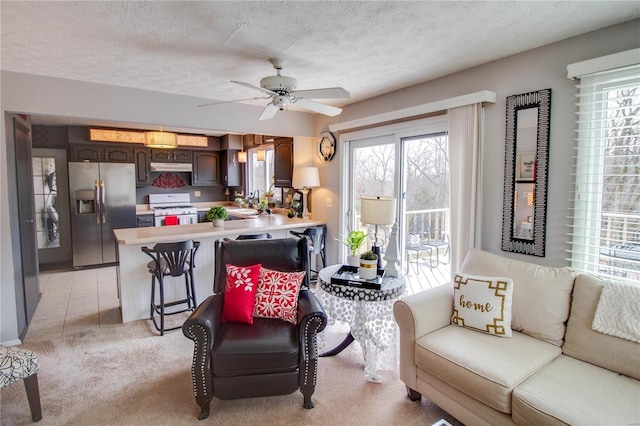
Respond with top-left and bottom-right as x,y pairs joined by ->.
343,117 -> 450,291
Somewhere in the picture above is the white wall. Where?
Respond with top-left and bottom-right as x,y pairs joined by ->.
314,19 -> 640,268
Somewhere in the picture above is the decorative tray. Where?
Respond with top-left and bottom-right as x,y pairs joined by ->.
330,265 -> 385,290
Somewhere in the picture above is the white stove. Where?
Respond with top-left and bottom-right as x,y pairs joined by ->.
149,193 -> 198,226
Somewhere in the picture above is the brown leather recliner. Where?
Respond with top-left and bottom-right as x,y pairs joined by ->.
182,237 -> 328,420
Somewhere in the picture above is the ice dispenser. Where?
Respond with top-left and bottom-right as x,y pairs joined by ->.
75,189 -> 96,214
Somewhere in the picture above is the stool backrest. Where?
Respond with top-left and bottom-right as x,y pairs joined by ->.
142,240 -> 199,277
291,225 -> 326,255
214,237 -> 310,293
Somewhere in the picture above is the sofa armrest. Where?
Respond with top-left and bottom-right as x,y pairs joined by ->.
182,294 -> 223,420
393,284 -> 453,390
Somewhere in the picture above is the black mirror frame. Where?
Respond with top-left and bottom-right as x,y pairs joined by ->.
501,88 -> 551,257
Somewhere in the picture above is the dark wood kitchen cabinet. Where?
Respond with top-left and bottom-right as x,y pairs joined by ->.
70,143 -> 132,163
150,149 -> 192,163
192,151 -> 220,186
133,148 -> 152,186
221,149 -> 242,187
273,137 -> 293,188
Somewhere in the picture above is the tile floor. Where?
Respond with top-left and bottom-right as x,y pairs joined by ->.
25,266 -> 121,343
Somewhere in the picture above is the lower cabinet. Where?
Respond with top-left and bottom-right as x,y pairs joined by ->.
136,215 -> 154,228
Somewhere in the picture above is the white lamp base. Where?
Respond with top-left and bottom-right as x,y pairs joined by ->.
301,188 -> 310,218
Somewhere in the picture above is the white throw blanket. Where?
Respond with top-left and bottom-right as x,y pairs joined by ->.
592,280 -> 640,343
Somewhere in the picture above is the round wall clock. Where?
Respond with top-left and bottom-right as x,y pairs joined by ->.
318,131 -> 336,162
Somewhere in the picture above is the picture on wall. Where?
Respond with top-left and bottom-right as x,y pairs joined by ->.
516,151 -> 536,181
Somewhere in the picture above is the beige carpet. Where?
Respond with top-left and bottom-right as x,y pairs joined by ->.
1,318 -> 460,425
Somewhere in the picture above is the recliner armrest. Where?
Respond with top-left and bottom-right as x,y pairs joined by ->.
183,294 -> 223,348
297,289 -> 328,332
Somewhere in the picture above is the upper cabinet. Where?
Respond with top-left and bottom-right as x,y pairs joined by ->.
221,150 -> 242,187
192,151 -> 220,186
70,144 -> 133,163
150,149 -> 192,163
273,137 -> 293,188
133,148 -> 151,186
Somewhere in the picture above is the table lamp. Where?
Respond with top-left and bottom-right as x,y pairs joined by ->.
360,196 -> 396,270
292,166 -> 320,218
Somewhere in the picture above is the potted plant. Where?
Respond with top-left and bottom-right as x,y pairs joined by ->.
206,206 -> 227,227
359,250 -> 378,280
337,231 -> 367,266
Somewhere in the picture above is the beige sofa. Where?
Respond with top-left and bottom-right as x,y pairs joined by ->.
393,249 -> 640,425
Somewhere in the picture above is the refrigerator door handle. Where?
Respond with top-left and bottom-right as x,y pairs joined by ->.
101,179 -> 106,223
94,180 -> 100,224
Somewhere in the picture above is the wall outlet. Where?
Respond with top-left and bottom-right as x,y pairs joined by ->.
194,191 -> 201,197
326,197 -> 332,207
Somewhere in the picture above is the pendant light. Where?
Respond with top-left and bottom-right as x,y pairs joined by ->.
144,128 -> 177,149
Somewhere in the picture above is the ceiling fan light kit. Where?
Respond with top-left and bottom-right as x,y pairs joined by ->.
203,58 -> 351,120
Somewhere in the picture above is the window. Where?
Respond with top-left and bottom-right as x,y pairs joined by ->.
247,145 -> 281,202
569,63 -> 640,284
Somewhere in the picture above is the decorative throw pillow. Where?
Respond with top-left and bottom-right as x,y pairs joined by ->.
451,272 -> 514,338
222,263 -> 261,324
254,268 -> 306,324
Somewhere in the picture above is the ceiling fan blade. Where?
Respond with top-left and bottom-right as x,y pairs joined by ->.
231,80 -> 277,96
293,87 -> 350,100
259,103 -> 279,120
198,96 -> 270,107
293,98 -> 343,117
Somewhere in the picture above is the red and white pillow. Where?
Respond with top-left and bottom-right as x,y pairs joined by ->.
221,263 -> 261,324
253,268 -> 306,324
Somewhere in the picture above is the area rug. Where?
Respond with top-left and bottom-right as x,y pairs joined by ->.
1,319 -> 459,425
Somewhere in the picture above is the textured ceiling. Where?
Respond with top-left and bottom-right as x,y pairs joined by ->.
2,1 -> 639,126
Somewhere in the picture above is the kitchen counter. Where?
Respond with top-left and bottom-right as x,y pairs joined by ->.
113,214 -> 325,323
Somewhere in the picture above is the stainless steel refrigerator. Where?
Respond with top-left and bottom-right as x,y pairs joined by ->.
68,162 -> 135,268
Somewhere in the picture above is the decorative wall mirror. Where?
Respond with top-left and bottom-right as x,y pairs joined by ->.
501,88 -> 551,256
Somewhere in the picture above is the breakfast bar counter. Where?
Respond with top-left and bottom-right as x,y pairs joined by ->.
113,214 -> 325,323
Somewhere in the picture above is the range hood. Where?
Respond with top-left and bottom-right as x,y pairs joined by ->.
150,162 -> 193,172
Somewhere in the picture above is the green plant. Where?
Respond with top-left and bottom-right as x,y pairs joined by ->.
206,206 -> 227,221
234,197 -> 245,204
359,250 -> 378,261
337,231 -> 367,256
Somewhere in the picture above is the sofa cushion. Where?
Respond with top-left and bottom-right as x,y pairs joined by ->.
416,325 -> 561,413
512,355 -> 640,426
452,273 -> 513,338
563,274 -> 640,380
460,249 -> 576,346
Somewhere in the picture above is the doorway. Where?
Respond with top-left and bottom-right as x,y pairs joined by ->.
342,117 -> 451,292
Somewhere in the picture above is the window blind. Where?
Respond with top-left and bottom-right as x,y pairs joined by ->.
568,63 -> 640,284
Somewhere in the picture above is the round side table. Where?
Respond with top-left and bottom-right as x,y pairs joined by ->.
316,264 -> 406,382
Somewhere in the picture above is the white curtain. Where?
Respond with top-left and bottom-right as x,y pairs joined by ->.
447,104 -> 483,272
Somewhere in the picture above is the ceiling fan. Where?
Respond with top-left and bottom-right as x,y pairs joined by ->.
199,58 -> 350,120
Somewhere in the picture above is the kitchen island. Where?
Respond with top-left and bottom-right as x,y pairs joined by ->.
113,214 -> 325,323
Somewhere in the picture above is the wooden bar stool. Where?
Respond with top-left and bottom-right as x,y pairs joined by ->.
142,240 -> 200,335
0,345 -> 42,422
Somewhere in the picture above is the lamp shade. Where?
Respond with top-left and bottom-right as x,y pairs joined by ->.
237,151 -> 247,163
292,167 -> 320,189
361,196 -> 396,225
144,131 -> 177,149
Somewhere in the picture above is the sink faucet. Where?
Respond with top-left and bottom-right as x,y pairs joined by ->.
253,190 -> 261,203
